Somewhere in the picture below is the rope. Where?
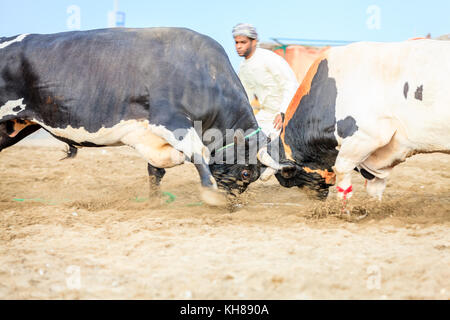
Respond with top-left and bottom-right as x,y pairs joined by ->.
216,127 -> 262,152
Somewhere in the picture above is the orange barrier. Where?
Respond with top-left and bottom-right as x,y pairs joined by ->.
273,45 -> 330,84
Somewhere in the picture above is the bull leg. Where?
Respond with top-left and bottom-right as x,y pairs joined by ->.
166,126 -> 226,206
333,142 -> 376,201
333,121 -> 396,200
147,163 -> 165,198
366,177 -> 387,200
121,126 -> 226,206
0,121 -> 41,152
193,155 -> 227,206
121,128 -> 184,205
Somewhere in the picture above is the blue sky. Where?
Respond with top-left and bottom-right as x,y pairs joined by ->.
1,0 -> 449,70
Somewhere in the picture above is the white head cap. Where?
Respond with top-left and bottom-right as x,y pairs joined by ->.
232,23 -> 258,40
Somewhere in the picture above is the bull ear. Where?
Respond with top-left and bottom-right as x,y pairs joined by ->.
233,130 -> 245,145
280,164 -> 297,179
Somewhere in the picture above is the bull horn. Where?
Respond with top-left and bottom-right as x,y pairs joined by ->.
257,147 -> 281,170
260,167 -> 278,181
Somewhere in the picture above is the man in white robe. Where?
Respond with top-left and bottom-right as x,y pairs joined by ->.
232,23 -> 299,139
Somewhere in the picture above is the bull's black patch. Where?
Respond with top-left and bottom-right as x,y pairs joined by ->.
12,106 -> 22,112
359,168 -> 375,180
337,116 -> 358,139
5,120 -> 15,135
284,59 -> 338,167
415,85 -> 423,101
279,59 -> 338,199
403,82 -> 409,99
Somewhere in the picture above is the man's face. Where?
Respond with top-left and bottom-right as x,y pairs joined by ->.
234,35 -> 256,58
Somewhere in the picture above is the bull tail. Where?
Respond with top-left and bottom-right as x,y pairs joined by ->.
60,144 -> 78,160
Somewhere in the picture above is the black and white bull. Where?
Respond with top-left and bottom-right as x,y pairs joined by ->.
260,40 -> 450,200
0,28 -> 278,205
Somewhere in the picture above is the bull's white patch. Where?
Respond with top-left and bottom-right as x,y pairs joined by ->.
121,125 -> 185,168
32,118 -> 209,168
0,98 -> 26,120
33,119 -> 150,146
0,34 -> 29,49
148,124 -> 209,161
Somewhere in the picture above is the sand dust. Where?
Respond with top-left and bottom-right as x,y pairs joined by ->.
0,134 -> 449,299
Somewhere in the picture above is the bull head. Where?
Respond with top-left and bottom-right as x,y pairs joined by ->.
257,137 -> 335,200
208,129 -> 270,195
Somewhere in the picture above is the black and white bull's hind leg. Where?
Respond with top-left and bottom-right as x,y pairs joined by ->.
147,163 -> 165,199
332,119 -> 397,201
0,120 -> 41,152
121,121 -> 226,206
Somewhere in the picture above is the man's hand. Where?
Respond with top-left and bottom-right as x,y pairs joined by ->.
273,113 -> 284,130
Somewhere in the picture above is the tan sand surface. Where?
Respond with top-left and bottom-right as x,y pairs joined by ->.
0,135 -> 448,299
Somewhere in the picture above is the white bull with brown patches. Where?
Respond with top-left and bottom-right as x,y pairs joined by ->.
261,39 -> 450,200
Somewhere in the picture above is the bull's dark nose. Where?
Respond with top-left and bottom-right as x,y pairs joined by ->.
280,164 -> 297,179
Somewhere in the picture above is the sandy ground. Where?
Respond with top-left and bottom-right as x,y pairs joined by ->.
0,130 -> 449,300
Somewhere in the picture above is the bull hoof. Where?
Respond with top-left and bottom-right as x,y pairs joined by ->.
147,188 -> 164,207
200,188 -> 227,207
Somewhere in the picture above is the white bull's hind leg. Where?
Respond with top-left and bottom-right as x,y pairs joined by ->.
333,121 -> 396,200
365,177 -> 387,200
